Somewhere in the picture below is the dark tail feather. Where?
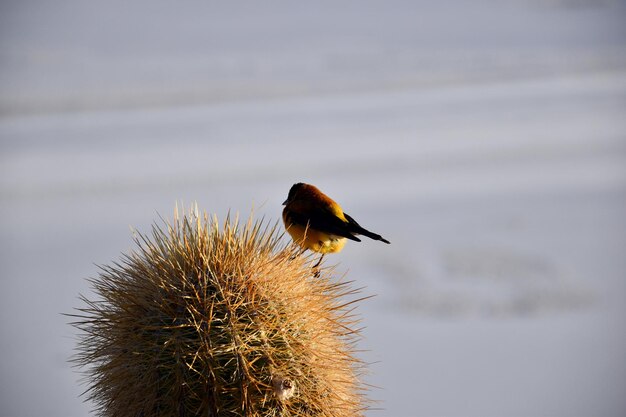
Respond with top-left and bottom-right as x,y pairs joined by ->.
357,227 -> 390,244
343,212 -> 390,244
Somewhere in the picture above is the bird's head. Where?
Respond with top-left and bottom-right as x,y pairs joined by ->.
283,182 -> 306,205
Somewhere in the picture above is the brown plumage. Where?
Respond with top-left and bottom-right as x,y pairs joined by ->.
282,183 -> 390,255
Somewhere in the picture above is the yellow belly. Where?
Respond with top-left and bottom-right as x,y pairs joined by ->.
284,222 -> 347,254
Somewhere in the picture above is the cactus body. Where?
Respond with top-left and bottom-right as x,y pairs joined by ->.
72,208 -> 367,416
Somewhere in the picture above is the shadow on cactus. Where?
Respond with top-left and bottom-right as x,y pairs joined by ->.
70,206 -> 370,416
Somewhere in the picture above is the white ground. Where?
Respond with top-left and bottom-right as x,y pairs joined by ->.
1,1 -> 625,416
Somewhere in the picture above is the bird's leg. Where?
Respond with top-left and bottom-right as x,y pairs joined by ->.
312,254 -> 324,278
289,247 -> 307,261
312,254 -> 324,269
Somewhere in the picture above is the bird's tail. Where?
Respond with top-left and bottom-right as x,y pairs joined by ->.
344,212 -> 390,244
357,227 -> 390,244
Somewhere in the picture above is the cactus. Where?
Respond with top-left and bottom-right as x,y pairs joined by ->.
71,206 -> 368,416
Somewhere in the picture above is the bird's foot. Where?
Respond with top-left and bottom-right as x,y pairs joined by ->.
311,254 -> 324,278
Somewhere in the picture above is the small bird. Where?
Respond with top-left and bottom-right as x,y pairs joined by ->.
282,183 -> 390,268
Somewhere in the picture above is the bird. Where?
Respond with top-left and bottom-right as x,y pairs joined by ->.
282,182 -> 390,269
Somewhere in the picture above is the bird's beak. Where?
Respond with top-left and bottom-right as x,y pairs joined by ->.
282,199 -> 288,205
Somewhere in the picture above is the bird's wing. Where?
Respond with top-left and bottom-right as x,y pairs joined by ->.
286,209 -> 361,242
343,212 -> 362,228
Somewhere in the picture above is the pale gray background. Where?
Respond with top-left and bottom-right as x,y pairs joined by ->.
1,1 -> 625,416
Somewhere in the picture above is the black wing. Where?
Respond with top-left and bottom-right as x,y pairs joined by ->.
285,209 -> 361,242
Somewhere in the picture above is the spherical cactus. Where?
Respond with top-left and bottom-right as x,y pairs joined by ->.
71,206 -> 368,416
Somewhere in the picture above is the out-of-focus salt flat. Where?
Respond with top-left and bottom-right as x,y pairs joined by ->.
1,1 -> 625,416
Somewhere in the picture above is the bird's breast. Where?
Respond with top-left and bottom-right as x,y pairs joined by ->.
282,212 -> 347,254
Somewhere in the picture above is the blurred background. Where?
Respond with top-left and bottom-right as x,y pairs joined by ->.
1,1 -> 625,416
